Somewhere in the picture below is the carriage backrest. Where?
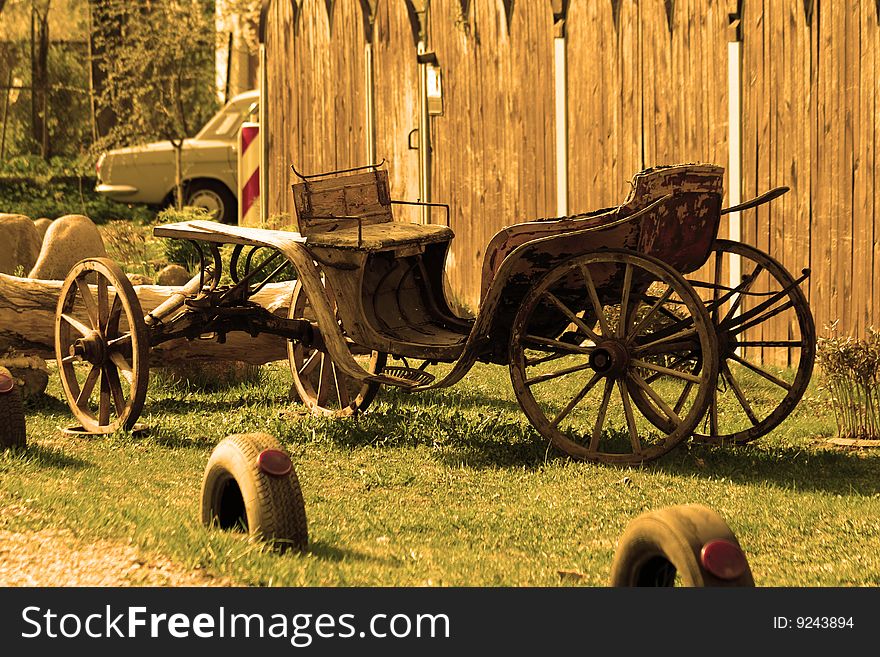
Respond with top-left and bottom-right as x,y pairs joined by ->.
292,169 -> 393,237
479,164 -> 724,300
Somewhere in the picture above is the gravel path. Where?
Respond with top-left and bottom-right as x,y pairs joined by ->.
0,499 -> 231,587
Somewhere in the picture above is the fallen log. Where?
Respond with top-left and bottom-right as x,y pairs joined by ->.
0,273 -> 293,366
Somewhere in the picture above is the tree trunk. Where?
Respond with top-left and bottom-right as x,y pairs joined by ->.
30,8 -> 49,158
0,274 -> 292,366
173,140 -> 184,208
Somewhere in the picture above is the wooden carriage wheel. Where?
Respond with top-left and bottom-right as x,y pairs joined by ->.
287,278 -> 386,417
509,250 -> 718,465
55,258 -> 150,434
688,240 -> 816,444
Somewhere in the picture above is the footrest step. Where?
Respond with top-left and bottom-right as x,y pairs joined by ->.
380,366 -> 436,387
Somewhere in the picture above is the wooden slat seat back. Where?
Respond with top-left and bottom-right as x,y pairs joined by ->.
292,169 -> 393,237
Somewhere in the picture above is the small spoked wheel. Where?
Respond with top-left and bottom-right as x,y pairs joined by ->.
55,258 -> 150,434
687,240 -> 816,444
509,250 -> 718,465
610,505 -> 755,587
287,278 -> 386,417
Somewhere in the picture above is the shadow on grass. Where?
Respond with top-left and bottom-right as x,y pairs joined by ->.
307,541 -> 397,566
147,397 -> 284,415
24,393 -> 69,413
272,406 -> 557,470
652,441 -> 880,496
378,385 -> 522,415
6,444 -> 91,470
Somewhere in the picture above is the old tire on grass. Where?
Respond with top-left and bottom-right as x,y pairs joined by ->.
610,504 -> 754,587
0,367 -> 26,450
200,433 -> 308,552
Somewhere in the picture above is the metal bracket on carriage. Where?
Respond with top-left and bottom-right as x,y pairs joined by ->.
720,186 -> 789,215
145,266 -> 218,326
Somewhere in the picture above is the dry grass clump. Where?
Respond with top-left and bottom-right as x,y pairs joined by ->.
817,322 -> 880,440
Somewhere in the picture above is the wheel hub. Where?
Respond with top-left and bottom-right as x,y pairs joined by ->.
70,330 -> 107,365
589,340 -> 630,377
716,329 -> 739,358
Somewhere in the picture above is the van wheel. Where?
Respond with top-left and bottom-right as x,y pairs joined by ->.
610,505 -> 754,587
185,180 -> 237,224
200,433 -> 308,552
0,367 -> 26,450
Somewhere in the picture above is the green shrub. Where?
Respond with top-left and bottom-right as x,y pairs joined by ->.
817,323 -> 880,441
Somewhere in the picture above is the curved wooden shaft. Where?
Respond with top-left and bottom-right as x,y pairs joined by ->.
179,221 -> 411,388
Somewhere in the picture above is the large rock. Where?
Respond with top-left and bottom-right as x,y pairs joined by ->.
156,264 -> 191,286
0,214 -> 41,275
33,218 -> 53,241
29,214 -> 107,280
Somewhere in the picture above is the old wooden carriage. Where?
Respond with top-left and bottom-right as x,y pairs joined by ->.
53,163 -> 815,464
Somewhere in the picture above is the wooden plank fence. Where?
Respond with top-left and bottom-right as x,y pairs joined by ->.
263,0 -> 880,339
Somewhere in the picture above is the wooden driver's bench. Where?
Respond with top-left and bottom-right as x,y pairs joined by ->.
291,165 -> 453,252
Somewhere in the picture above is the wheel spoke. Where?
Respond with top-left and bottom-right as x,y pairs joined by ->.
712,251 -> 723,323
109,352 -> 134,385
549,371 -> 603,428
579,264 -> 611,337
523,335 -> 594,355
589,378 -> 615,451
334,364 -> 351,409
617,378 -> 642,454
736,340 -> 804,348
628,371 -> 682,425
728,300 -> 795,336
709,393 -> 719,436
673,380 -> 695,415
543,291 -> 601,343
98,369 -> 111,425
729,352 -> 793,391
526,361 -> 594,387
97,275 -> 110,333
644,352 -> 694,384
722,363 -> 760,426
61,313 -> 92,337
106,294 -> 123,337
75,279 -> 100,328
627,286 -> 674,342
631,358 -> 703,384
525,351 -> 571,367
618,263 -> 633,338
316,353 -> 332,406
103,364 -> 128,416
298,350 -> 320,377
75,364 -> 101,406
633,328 -> 698,355
722,263 -> 764,323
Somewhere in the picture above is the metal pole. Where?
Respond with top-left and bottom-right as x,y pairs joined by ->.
365,42 -> 376,165
554,36 -> 568,217
259,42 -> 269,226
417,40 -> 431,224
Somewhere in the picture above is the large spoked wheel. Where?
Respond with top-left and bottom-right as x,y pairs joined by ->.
688,240 -> 816,444
55,258 -> 150,434
509,250 -> 718,465
287,278 -> 386,417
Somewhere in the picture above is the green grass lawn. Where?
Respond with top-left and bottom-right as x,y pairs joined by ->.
2,361 -> 878,586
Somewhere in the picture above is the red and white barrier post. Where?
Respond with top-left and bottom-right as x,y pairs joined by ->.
238,122 -> 260,226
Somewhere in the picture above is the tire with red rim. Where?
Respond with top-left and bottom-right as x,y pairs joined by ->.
200,432 -> 308,552
610,504 -> 754,587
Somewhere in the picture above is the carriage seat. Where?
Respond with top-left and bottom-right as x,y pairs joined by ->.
292,169 -> 453,252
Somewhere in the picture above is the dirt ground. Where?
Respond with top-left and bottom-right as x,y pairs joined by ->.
0,501 -> 230,587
